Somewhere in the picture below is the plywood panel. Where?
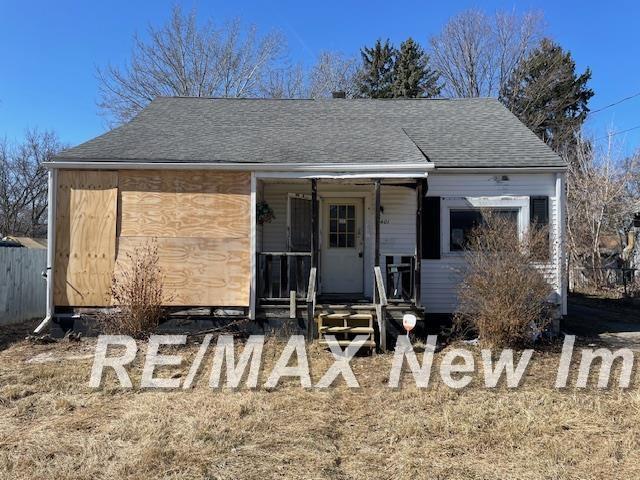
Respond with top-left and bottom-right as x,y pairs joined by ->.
118,171 -> 178,237
115,236 -> 250,306
54,170 -> 118,306
119,170 -> 250,238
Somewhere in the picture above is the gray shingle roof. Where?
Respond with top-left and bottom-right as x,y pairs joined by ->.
54,97 -> 565,168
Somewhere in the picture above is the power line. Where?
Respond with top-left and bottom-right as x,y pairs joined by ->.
589,90 -> 640,115
595,124 -> 640,141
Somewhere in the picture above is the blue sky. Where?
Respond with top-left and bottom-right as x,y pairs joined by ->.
1,0 -> 639,153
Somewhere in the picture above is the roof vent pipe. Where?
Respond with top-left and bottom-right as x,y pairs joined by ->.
332,91 -> 346,99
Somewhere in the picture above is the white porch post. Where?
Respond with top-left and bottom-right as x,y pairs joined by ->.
249,172 -> 257,321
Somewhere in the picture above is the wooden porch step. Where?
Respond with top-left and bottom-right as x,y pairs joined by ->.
386,305 -> 424,312
319,326 -> 374,334
318,339 -> 376,348
317,303 -> 375,310
316,304 -> 377,352
318,313 -> 373,321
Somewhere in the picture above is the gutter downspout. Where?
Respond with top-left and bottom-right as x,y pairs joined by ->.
34,169 -> 56,334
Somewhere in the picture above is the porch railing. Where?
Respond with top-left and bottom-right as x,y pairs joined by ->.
383,254 -> 416,302
306,267 -> 317,341
374,266 -> 388,352
257,252 -> 312,302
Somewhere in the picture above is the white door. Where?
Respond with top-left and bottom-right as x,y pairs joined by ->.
321,198 -> 364,294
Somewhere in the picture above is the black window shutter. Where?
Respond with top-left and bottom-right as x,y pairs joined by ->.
530,196 -> 549,226
422,196 -> 441,259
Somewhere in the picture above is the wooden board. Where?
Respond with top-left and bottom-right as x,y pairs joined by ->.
114,236 -> 250,306
117,171 -> 177,237
119,170 -> 250,238
116,170 -> 251,307
54,169 -> 251,308
54,170 -> 118,306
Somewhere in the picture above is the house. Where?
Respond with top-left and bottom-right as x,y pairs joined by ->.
38,97 -> 567,349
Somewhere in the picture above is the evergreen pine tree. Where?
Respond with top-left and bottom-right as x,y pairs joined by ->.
356,39 -> 396,98
392,38 -> 441,98
501,38 -> 594,156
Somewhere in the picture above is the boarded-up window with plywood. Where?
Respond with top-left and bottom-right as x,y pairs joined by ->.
116,170 -> 251,307
54,170 -> 118,306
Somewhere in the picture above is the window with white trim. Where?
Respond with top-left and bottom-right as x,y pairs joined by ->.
441,197 -> 529,255
449,208 -> 518,251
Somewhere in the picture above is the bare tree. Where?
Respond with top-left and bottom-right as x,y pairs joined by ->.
0,129 -> 62,237
567,135 -> 640,286
429,9 -> 543,97
309,51 -> 359,98
494,11 -> 543,94
626,151 -> 640,200
97,6 -> 287,123
259,63 -> 306,99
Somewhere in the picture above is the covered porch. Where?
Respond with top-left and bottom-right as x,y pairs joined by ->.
253,175 -> 427,350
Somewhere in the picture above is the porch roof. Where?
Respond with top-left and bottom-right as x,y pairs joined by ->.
53,97 -> 565,169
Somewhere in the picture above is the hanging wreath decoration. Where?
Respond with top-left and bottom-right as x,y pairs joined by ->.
256,201 -> 275,225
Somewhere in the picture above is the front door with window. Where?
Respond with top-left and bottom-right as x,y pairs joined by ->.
321,198 -> 364,294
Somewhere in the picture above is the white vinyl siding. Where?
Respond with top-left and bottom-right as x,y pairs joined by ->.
422,173 -> 561,313
259,182 -> 416,297
257,172 -> 563,313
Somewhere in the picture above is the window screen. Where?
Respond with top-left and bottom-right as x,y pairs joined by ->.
530,196 -> 550,260
289,197 -> 311,251
530,197 -> 549,227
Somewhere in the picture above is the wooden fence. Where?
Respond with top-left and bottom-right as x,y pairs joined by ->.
0,248 -> 47,325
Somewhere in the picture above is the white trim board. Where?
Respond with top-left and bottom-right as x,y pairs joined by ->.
249,172 -> 257,320
255,171 -> 429,180
556,173 -> 568,315
433,166 -> 566,173
45,161 -> 434,173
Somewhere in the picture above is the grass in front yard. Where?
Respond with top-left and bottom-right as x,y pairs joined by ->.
0,336 -> 639,479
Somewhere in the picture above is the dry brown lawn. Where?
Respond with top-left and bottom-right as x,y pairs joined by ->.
0,334 -> 639,480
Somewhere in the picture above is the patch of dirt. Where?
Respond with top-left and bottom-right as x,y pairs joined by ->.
0,318 -> 40,351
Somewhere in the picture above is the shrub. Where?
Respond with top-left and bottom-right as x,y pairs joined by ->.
454,211 -> 554,348
100,241 -> 167,337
